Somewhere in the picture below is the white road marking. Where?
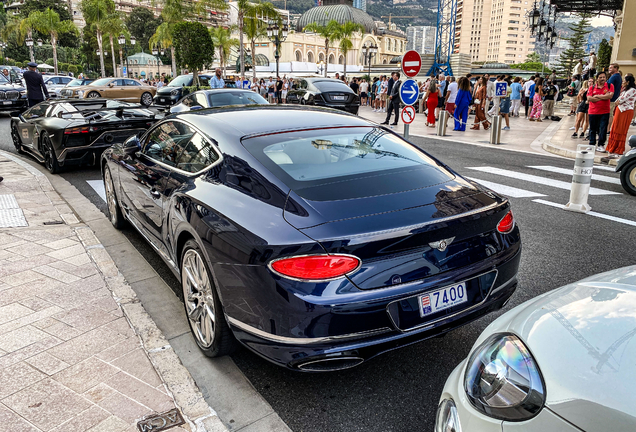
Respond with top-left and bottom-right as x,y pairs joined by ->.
528,165 -> 621,185
465,177 -> 546,198
87,180 -> 106,202
533,199 -> 636,227
593,165 -> 618,172
466,166 -> 620,196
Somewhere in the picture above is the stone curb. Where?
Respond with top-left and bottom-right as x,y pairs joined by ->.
542,139 -> 619,167
0,150 -> 229,432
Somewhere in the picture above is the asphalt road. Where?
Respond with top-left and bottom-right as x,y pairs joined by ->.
2,114 -> 634,432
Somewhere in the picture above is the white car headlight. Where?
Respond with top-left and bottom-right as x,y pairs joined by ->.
435,399 -> 462,432
464,333 -> 545,421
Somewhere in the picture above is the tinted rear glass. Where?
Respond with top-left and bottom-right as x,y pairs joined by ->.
208,91 -> 268,107
168,75 -> 193,87
242,127 -> 454,201
312,81 -> 352,93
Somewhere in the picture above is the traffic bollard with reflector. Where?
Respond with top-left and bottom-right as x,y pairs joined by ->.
565,144 -> 595,213
489,115 -> 502,144
436,111 -> 448,136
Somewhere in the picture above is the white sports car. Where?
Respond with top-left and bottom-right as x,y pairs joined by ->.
436,265 -> 636,432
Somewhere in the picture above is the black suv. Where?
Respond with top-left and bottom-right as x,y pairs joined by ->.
0,72 -> 27,113
154,74 -> 213,106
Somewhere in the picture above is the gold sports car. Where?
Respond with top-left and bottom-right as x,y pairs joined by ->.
62,78 -> 156,106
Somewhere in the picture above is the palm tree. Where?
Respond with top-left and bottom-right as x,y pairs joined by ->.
2,17 -> 36,62
102,13 -> 126,77
236,0 -> 280,78
332,22 -> 364,80
303,20 -> 340,77
29,9 -> 78,75
150,23 -> 176,77
210,26 -> 238,78
80,0 -> 116,77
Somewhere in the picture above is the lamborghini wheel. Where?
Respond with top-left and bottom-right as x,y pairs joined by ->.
41,133 -> 59,174
11,124 -> 24,154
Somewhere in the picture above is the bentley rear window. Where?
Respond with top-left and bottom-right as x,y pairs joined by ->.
243,127 -> 454,201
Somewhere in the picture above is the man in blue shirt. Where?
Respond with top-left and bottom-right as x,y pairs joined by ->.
607,63 -> 622,130
210,68 -> 225,89
510,77 -> 523,117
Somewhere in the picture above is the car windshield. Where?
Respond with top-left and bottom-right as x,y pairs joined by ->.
90,78 -> 113,86
168,75 -> 193,87
208,91 -> 268,107
67,79 -> 85,86
0,74 -> 8,84
243,127 -> 454,201
312,80 -> 352,92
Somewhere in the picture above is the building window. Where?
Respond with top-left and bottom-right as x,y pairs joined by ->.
295,50 -> 302,62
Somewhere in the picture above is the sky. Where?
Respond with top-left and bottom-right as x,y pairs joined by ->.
590,15 -> 614,28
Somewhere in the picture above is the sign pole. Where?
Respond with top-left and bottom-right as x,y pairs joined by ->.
404,124 -> 409,140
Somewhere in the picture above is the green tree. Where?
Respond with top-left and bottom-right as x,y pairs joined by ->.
236,0 -> 279,78
102,13 -> 127,77
19,0 -> 77,48
597,38 -> 611,72
29,8 -> 77,74
172,21 -> 214,85
125,7 -> 161,55
210,26 -> 239,78
525,52 -> 541,63
150,23 -> 175,77
332,21 -> 364,79
304,20 -> 340,77
80,0 -> 116,77
554,14 -> 591,77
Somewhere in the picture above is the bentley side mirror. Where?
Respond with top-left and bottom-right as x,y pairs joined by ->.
123,135 -> 141,156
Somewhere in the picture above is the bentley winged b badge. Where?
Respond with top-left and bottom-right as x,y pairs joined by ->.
429,237 -> 455,252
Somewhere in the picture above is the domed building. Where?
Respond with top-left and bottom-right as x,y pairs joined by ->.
296,0 -> 377,35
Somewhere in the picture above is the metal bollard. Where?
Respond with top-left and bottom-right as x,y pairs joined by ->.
489,115 -> 502,144
437,111 -> 448,136
565,144 -> 595,213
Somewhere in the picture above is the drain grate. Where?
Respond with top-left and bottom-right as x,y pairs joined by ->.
137,409 -> 185,432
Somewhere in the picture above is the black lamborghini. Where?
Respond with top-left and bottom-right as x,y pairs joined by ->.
10,99 -> 156,174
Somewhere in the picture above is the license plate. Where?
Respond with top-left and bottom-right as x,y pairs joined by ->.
160,98 -> 165,102
3,101 -> 11,105
419,282 -> 467,317
333,95 -> 345,101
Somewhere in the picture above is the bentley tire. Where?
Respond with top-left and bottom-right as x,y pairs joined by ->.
620,161 -> 636,196
141,92 -> 153,106
41,133 -> 59,174
103,166 -> 127,229
181,240 -> 237,357
87,91 -> 100,98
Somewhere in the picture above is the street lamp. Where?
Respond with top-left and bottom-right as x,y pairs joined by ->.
152,48 -> 160,78
118,34 -> 135,78
362,43 -> 378,80
25,36 -> 34,63
267,19 -> 288,79
317,60 -> 325,76
37,38 -> 43,47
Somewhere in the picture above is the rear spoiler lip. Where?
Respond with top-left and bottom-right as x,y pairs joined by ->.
58,105 -> 153,120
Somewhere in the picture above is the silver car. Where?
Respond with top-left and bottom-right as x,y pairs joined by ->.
43,75 -> 74,98
436,265 -> 636,431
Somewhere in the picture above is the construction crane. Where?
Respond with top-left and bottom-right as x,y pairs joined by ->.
427,0 -> 458,77
381,14 -> 417,27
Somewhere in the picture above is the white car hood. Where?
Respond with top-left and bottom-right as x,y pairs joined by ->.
479,266 -> 636,432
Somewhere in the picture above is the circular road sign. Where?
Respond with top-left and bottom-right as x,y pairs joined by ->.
401,50 -> 422,78
399,79 -> 420,106
401,105 -> 416,124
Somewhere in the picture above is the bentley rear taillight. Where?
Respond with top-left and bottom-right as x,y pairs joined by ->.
269,254 -> 361,281
497,210 -> 515,234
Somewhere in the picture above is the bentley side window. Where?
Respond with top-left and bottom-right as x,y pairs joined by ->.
175,132 -> 219,173
142,121 -> 196,167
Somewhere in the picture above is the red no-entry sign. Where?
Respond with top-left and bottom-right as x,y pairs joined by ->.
401,105 -> 416,124
401,50 -> 422,78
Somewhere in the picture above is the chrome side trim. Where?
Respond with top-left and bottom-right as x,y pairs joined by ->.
227,317 -> 392,345
386,269 -> 505,333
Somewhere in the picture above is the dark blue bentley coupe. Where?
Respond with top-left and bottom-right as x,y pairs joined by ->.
101,106 -> 521,371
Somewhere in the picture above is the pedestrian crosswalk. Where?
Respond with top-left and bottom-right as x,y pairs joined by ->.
466,166 -> 620,196
528,165 -> 621,185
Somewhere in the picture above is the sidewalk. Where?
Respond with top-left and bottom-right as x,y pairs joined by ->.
358,102 -> 635,166
0,151 -> 227,432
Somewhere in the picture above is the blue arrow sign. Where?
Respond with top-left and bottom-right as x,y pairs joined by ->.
399,79 -> 419,106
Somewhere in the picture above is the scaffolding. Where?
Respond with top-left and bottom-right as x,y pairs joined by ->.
427,0 -> 458,77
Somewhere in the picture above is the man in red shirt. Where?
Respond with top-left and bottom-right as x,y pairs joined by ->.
587,71 -> 614,152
